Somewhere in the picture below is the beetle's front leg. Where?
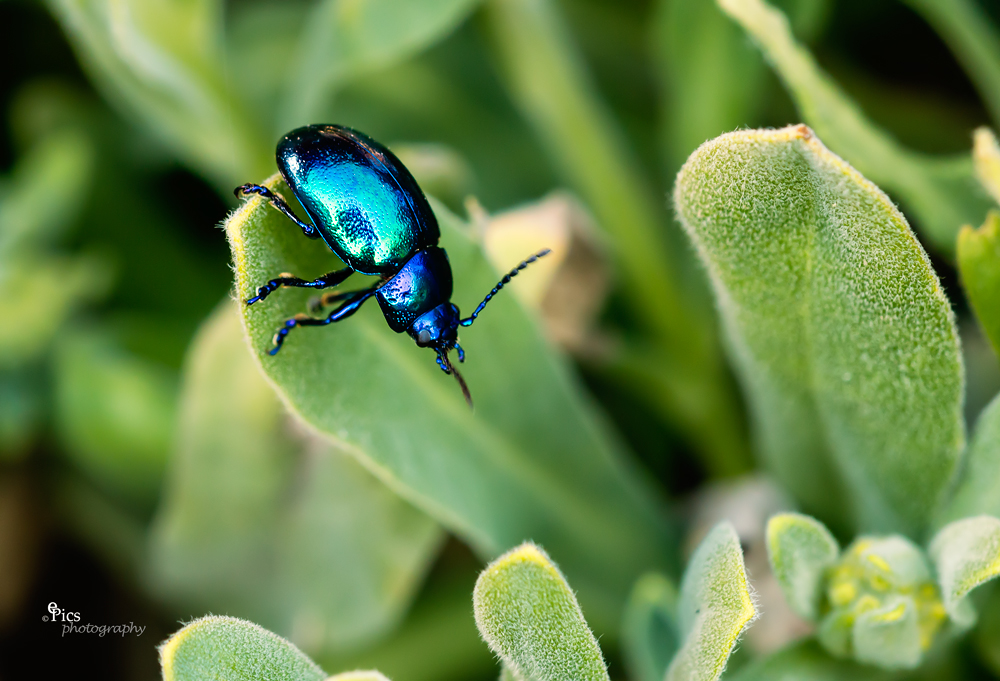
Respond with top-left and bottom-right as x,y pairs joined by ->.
246,267 -> 355,305
235,183 -> 320,239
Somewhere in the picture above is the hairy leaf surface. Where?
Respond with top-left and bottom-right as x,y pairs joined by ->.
675,126 -> 964,536
473,543 -> 609,681
666,522 -> 756,681
929,515 -> 1000,627
766,513 -> 839,622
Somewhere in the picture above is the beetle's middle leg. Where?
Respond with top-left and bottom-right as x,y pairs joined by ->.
269,284 -> 380,355
246,267 -> 354,305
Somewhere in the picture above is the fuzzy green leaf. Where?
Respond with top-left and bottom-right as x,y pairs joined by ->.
621,573 -> 680,681
225,176 -> 672,628
929,515 -> 1000,627
473,542 -> 609,681
327,673 -> 392,681
675,126 -> 964,537
160,615 -> 327,681
45,0 -> 270,186
666,522 -> 756,681
717,0 -> 992,251
766,513 -> 839,622
958,210 -> 1000,358
285,0 -> 481,124
852,595 -> 921,669
149,302 -> 442,651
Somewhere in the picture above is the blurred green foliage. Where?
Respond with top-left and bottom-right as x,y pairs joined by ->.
2,0 -> 1000,679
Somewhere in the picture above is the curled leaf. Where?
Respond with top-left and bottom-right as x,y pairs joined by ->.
621,573 -> 680,681
974,127 -> 1000,205
958,211 -> 1000,357
766,513 -> 839,622
666,522 -> 757,681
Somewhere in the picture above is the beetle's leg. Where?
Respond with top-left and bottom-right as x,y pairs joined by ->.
308,285 -> 373,313
454,343 -> 465,363
235,183 -> 320,239
269,284 -> 380,355
246,267 -> 354,306
436,354 -> 451,374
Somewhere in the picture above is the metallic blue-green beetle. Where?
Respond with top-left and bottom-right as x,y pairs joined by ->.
235,124 -> 548,406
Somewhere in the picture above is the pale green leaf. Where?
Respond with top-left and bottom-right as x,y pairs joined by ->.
54,329 -> 175,506
958,211 -> 1000,358
974,585 -> 1000,676
160,615 -> 327,681
852,595 -> 921,670
149,301 -> 442,651
484,0 -> 748,479
473,542 -> 609,681
620,573 -> 679,681
665,522 -> 756,681
766,513 -> 839,622
675,126 -> 964,537
716,0 -> 993,252
937,394 -> 1000,524
901,0 -> 1000,128
45,0 -> 270,186
284,0 -> 481,125
929,515 -> 1000,627
726,639 -> 889,681
974,127 -> 1000,205
225,176 -> 672,629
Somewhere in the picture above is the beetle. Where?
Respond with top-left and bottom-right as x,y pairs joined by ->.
235,124 -> 549,406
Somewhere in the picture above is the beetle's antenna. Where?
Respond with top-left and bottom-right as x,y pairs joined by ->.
460,249 -> 551,327
440,349 -> 473,408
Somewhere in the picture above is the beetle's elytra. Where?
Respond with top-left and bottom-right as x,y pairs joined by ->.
235,124 -> 549,407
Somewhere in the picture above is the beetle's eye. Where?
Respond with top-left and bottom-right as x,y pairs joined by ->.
417,329 -> 432,346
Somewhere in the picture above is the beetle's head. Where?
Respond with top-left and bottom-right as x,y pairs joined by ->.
407,303 -> 472,406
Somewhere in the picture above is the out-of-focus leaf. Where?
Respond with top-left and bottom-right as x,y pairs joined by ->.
0,255 -> 110,368
0,370 -> 43,459
477,193 -> 610,354
0,127 -> 93,258
483,0 -> 750,477
621,573 -> 679,681
652,0 -> 765,170
901,0 -> 1000,127
54,329 -> 175,506
958,211 -> 1000,358
717,0 -> 993,252
938,395 -> 1000,524
393,143 -> 476,212
160,615 -> 327,681
725,639 -> 889,681
975,127 -> 1000,204
225,176 -> 673,630
929,515 -> 1000,627
818,536 -> 944,669
283,0 -> 482,126
149,301 -> 442,652
666,522 -> 756,681
473,542 -> 609,681
675,126 -> 964,537
766,513 -> 839,622
45,0 -> 270,187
